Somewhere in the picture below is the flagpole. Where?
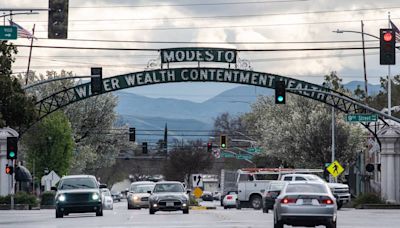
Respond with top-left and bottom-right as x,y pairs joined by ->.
25,24 -> 35,85
388,12 -> 392,116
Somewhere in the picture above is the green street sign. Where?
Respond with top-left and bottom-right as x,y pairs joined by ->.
220,152 -> 235,158
236,154 -> 253,160
346,114 -> 378,122
0,26 -> 17,40
246,148 -> 261,153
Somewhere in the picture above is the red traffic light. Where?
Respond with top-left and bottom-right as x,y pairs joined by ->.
207,142 -> 212,152
5,165 -> 13,175
384,32 -> 393,42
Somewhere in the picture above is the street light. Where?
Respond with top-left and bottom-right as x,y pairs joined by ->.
333,21 -> 380,100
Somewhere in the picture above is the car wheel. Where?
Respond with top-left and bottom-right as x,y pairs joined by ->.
250,195 -> 262,210
236,200 -> 241,210
224,206 -> 227,209
183,209 -> 189,214
326,219 -> 337,228
96,208 -> 103,216
274,214 -> 284,228
55,209 -> 63,218
128,204 -> 133,210
149,208 -> 155,214
337,201 -> 343,210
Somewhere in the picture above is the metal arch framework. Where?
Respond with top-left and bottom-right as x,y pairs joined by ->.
32,67 -> 400,145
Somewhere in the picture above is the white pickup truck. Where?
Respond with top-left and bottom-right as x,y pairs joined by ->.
280,173 -> 351,209
232,168 -> 324,209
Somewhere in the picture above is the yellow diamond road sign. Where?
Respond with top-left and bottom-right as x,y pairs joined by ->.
193,187 -> 203,199
326,160 -> 344,178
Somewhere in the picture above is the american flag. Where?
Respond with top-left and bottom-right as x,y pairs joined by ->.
8,20 -> 36,40
390,19 -> 400,42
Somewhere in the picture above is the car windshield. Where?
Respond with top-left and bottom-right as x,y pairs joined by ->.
286,183 -> 327,193
130,185 -> 154,193
59,178 -> 98,190
153,183 -> 184,193
101,189 -> 111,196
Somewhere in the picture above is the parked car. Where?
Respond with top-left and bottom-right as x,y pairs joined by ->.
52,175 -> 106,218
262,181 -> 285,213
111,191 -> 122,202
280,173 -> 351,209
148,181 -> 190,214
273,181 -> 337,228
201,191 -> 214,201
213,191 -> 222,201
222,191 -> 238,209
100,188 -> 114,210
127,181 -> 155,209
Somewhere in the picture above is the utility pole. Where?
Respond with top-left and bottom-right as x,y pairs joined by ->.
330,106 -> 336,183
361,20 -> 368,100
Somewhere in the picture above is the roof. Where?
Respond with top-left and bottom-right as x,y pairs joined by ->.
154,181 -> 183,185
239,168 -> 323,174
130,181 -> 155,186
60,175 -> 96,180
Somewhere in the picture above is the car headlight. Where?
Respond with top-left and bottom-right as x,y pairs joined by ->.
58,194 -> 66,202
92,193 -> 100,200
133,196 -> 139,201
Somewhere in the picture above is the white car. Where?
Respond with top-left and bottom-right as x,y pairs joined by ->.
222,191 -> 238,209
100,188 -> 114,210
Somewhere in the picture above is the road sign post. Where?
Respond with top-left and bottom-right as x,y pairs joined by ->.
0,26 -> 17,40
346,114 -> 378,122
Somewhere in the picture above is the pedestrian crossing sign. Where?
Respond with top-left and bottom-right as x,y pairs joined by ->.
326,160 -> 344,177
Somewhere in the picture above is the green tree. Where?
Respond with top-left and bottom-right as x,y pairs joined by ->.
163,140 -> 214,184
368,75 -> 400,118
22,70 -> 132,177
24,111 -> 74,177
0,41 -> 36,130
245,94 -> 364,168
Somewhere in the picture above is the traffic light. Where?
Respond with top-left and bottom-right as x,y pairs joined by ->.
48,0 -> 69,39
380,28 -> 396,65
207,142 -> 212,152
275,81 -> 286,104
5,164 -> 13,175
7,137 -> 18,160
129,128 -> 136,142
91,67 -> 103,94
220,135 -> 227,149
142,142 -> 148,154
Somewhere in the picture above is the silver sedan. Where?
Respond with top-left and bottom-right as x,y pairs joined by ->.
273,181 -> 337,228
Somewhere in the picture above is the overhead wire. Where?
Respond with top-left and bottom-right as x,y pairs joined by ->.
69,0 -> 309,8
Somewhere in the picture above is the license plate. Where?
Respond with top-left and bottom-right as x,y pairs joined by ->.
166,202 -> 174,207
302,199 -> 312,205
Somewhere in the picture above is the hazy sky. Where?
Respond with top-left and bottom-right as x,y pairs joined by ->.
2,0 -> 400,102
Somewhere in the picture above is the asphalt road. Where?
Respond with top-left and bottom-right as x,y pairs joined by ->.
0,200 -> 399,228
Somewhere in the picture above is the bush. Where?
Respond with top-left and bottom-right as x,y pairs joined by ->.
40,191 -> 55,205
14,192 -> 38,207
189,196 -> 199,206
0,195 -> 11,204
353,193 -> 384,207
0,192 -> 38,207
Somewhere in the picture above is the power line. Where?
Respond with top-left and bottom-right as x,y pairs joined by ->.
12,44 -> 382,52
29,19 -> 394,32
69,0 -> 309,8
32,37 -> 378,45
16,7 -> 400,23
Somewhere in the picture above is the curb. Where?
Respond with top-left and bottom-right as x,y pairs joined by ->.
190,206 -> 217,210
356,204 -> 400,209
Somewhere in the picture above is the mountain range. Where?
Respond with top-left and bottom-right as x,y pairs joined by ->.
114,81 -> 381,141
